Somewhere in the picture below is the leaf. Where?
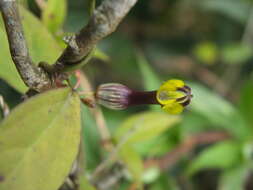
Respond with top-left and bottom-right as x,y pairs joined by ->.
238,80 -> 253,125
149,174 -> 180,190
114,111 -> 181,146
20,7 -> 62,63
186,141 -> 242,176
136,52 -> 161,91
114,111 -> 180,183
180,112 -> 212,136
134,134 -> 173,157
221,43 -> 252,64
0,26 -> 27,92
81,104 -> 101,171
190,83 -> 250,140
134,126 -> 180,157
0,88 -> 81,190
42,0 -> 67,33
119,145 -> 144,184
0,6 -> 62,93
79,175 -> 96,190
190,83 -> 235,122
104,35 -> 139,80
218,165 -> 250,190
198,0 -> 250,24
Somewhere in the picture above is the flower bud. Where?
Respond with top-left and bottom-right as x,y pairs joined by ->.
95,83 -> 132,110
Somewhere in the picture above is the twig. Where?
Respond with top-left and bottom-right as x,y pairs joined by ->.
1,0 -> 138,92
0,0 -> 51,91
95,164 -> 124,190
144,132 -> 230,171
0,95 -> 9,118
52,0 -> 138,72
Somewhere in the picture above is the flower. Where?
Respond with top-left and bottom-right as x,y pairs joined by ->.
95,79 -> 192,114
156,79 -> 192,114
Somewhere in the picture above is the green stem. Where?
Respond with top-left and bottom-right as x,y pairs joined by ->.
88,0 -> 96,16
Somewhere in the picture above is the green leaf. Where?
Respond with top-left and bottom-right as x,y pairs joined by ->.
149,174 -> 180,190
134,134 -> 173,157
242,142 -> 253,161
119,145 -> 144,184
42,0 -> 67,33
186,141 -> 242,176
0,6 -> 62,93
114,111 -> 180,183
0,88 -> 81,190
190,83 -> 250,140
0,26 -> 27,92
136,52 -> 161,91
198,0 -> 250,24
134,126 -> 180,157
102,35 -> 138,80
81,104 -> 101,171
221,43 -> 252,64
21,7 -> 62,64
114,111 -> 181,146
218,165 -> 249,190
79,175 -> 96,190
238,80 -> 253,125
180,112 -> 212,136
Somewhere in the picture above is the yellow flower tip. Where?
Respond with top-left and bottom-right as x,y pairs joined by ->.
159,79 -> 185,91
162,101 -> 184,114
156,79 -> 192,114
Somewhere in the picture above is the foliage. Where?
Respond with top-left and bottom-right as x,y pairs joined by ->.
1,0 -> 253,190
0,88 -> 80,190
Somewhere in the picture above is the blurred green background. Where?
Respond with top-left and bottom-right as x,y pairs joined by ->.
1,0 -> 253,189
